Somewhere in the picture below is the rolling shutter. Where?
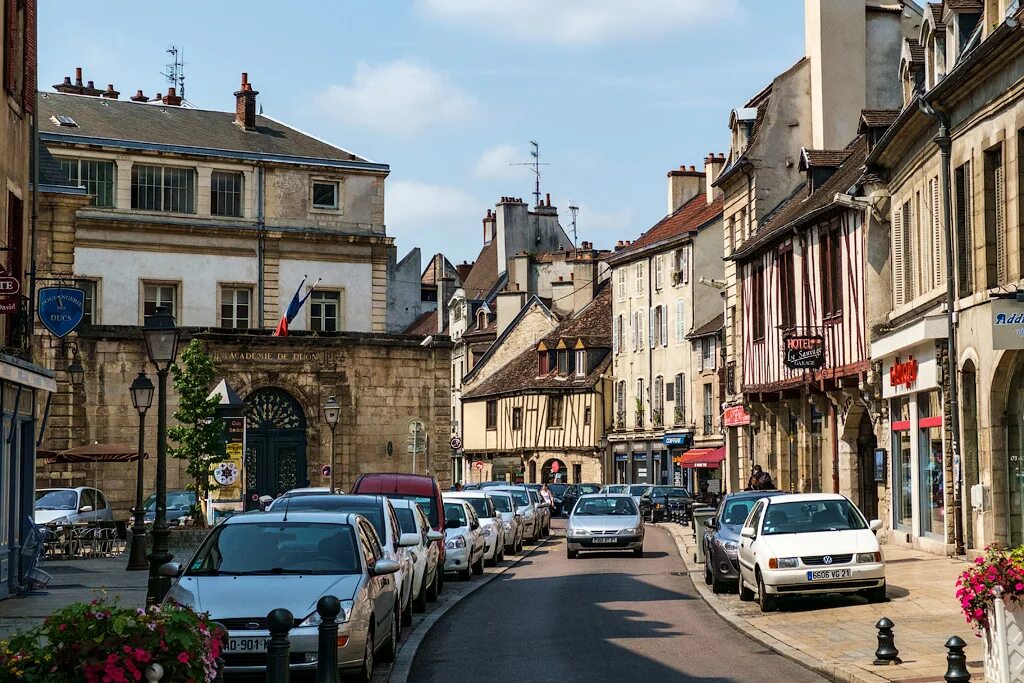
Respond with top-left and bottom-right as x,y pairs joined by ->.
996,157 -> 1007,285
931,177 -> 942,289
892,207 -> 904,306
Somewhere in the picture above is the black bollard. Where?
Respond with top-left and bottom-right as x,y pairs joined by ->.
210,621 -> 227,683
266,608 -> 295,683
314,595 -> 342,683
873,617 -> 902,665
944,636 -> 971,682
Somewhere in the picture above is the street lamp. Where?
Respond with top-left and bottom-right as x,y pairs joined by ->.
67,343 -> 85,387
323,395 -> 340,493
126,372 -> 154,571
143,306 -> 181,605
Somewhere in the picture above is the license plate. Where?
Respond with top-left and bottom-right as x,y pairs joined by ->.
806,568 -> 852,581
592,537 -> 617,544
227,637 -> 269,653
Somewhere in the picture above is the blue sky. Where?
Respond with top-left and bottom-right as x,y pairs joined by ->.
39,1 -> 804,266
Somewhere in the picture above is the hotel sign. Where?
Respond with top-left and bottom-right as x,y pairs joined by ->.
993,300 -> 1024,349
782,335 -> 825,370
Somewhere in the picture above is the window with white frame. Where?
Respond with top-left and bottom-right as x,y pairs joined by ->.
78,278 -> 98,324
654,256 -> 664,290
674,246 -> 690,284
700,337 -> 715,370
143,282 -> 178,320
131,164 -> 195,213
310,290 -> 343,332
617,269 -> 626,300
59,158 -> 115,207
613,314 -> 622,354
220,286 -> 251,329
635,262 -> 644,294
652,306 -> 663,346
211,170 -> 244,217
675,300 -> 685,343
575,349 -> 586,378
660,305 -> 668,347
312,181 -> 339,210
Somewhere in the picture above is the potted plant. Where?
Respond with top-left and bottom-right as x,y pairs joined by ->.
956,545 -> 1024,682
0,598 -> 224,682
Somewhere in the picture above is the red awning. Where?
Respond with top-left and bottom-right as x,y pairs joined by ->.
678,446 -> 725,469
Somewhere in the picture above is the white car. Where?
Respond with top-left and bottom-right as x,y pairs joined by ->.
528,489 -> 551,537
737,492 -> 886,613
445,492 -> 505,566
487,491 -> 524,553
492,487 -> 538,542
443,499 -> 486,580
390,499 -> 443,612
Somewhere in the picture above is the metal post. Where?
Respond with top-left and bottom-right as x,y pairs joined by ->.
127,409 -> 149,570
943,635 -> 971,682
266,608 -> 294,683
314,596 -> 341,683
873,617 -> 901,665
146,368 -> 171,605
329,426 -> 336,493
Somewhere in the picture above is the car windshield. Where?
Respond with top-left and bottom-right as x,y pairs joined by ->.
502,490 -> 530,506
460,498 -> 491,518
549,484 -> 568,496
283,499 -> 386,540
524,484 -> 541,491
651,487 -> 690,497
35,490 -> 77,510
720,499 -> 755,526
444,502 -> 467,527
394,508 -> 417,534
628,485 -> 651,496
383,494 -> 438,528
574,497 -> 637,516
761,500 -> 867,535
489,496 -> 513,513
603,485 -> 627,494
580,484 -> 602,494
187,522 -> 360,576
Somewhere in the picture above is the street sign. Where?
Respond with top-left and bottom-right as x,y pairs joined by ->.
551,461 -> 560,473
321,465 -> 332,478
782,335 -> 825,369
474,460 -> 484,471
450,436 -> 463,450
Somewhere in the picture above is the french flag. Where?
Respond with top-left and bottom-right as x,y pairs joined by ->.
273,276 -> 319,337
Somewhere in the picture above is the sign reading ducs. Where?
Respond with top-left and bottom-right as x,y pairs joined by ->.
37,285 -> 85,338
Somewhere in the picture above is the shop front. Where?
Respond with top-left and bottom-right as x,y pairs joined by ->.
664,432 -> 692,487
613,443 -> 628,483
678,446 -> 725,498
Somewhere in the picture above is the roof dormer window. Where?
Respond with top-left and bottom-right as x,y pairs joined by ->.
50,115 -> 77,127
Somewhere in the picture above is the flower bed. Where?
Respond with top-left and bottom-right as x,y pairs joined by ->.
956,545 -> 1024,632
0,599 -> 223,682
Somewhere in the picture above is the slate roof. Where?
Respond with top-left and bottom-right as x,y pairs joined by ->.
731,135 -> 870,261
610,193 -> 723,262
38,92 -> 383,168
688,313 -> 725,339
462,284 -> 611,400
36,143 -> 84,192
927,3 -> 946,27
461,240 -> 501,300
403,311 -> 437,336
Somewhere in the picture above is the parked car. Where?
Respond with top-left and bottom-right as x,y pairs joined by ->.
478,481 -> 513,489
351,473 -> 446,598
267,494 -> 416,628
143,489 -> 197,524
600,485 -> 628,494
702,490 -> 783,594
566,494 -> 644,558
639,486 -> 693,523
491,486 -> 538,542
528,489 -> 551,537
737,493 -> 886,613
443,499 -> 486,580
560,483 -> 602,515
162,511 -> 400,679
626,484 -> 652,508
445,491 -> 505,565
486,490 -> 524,553
547,483 -> 569,515
390,499 -> 443,612
34,487 -> 113,525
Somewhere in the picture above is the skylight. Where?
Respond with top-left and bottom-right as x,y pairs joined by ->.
50,115 -> 78,128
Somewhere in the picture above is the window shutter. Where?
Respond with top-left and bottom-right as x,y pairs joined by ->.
648,307 -> 655,349
675,300 -> 684,343
21,0 -> 34,112
654,256 -> 663,289
996,159 -> 1007,285
630,311 -> 637,350
679,373 -> 686,422
612,315 -> 619,355
661,306 -> 668,346
892,208 -> 905,306
931,177 -> 942,288
4,0 -> 16,94
666,381 -> 674,402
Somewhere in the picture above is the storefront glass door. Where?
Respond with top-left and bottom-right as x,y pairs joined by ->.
918,391 -> 944,538
1007,365 -> 1024,546
891,396 -> 912,530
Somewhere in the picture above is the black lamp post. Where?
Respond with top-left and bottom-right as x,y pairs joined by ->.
143,306 -> 181,606
127,372 -> 154,571
323,395 -> 340,493
67,343 -> 85,387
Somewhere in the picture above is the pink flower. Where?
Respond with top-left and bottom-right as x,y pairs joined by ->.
976,557 -> 985,565
177,652 -> 189,664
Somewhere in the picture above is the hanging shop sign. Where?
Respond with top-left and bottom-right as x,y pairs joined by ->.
782,335 -> 826,370
37,286 -> 85,337
0,268 -> 21,315
993,299 -> 1024,349
723,405 -> 750,427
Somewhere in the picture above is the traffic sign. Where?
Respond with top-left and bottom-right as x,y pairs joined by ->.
321,465 -> 332,478
551,462 -> 560,473
474,460 -> 484,471
450,436 -> 463,450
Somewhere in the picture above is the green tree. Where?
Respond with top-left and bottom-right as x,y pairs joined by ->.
168,339 -> 226,527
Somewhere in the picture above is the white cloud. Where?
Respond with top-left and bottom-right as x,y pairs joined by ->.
314,59 -> 477,133
416,0 -> 736,45
473,144 -> 527,179
386,180 -> 479,228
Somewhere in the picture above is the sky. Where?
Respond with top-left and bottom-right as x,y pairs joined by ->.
39,1 -> 805,267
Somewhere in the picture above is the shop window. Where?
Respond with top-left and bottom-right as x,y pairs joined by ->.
891,396 -> 913,530
918,390 -> 945,537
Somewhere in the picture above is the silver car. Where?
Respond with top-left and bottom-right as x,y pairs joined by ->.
487,491 -> 524,553
445,491 -> 505,565
163,511 -> 400,679
492,486 -> 539,542
34,487 -> 113,525
565,494 -> 645,559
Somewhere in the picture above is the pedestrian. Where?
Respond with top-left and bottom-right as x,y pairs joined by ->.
453,482 -> 464,492
747,465 -> 775,491
540,483 -> 554,507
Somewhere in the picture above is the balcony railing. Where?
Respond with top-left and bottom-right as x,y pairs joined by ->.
703,414 -> 715,435
615,411 -> 626,431
635,411 -> 645,429
673,406 -> 685,426
653,409 -> 664,428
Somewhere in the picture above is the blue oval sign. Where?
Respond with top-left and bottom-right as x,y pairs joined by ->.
37,286 -> 85,338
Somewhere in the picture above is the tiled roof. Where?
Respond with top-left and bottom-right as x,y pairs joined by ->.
421,255 -> 459,287
731,135 -> 870,261
611,194 -> 723,261
945,0 -> 982,10
927,3 -> 946,27
688,313 -> 725,339
859,109 -> 901,130
39,91 -> 378,166
461,240 -> 501,300
906,38 -> 926,64
462,318 -> 497,341
403,311 -> 437,336
463,285 -> 611,400
800,148 -> 852,170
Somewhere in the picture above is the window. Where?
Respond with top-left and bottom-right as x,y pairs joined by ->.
929,177 -> 942,290
131,164 -> 196,213
984,145 -> 1007,288
700,337 -> 715,371
616,381 -> 627,425
617,269 -> 626,300
575,349 -> 586,378
893,200 -> 915,306
820,225 -> 843,318
891,396 -> 912,529
674,247 -> 690,284
78,278 -> 98,325
674,373 -> 685,423
511,407 -> 523,431
486,400 -> 497,430
557,349 -> 569,375
675,300 -> 685,343
310,290 -> 342,332
918,390 -> 944,537
653,376 -> 664,426
143,282 -> 177,320
666,381 -> 675,402
313,181 -> 339,210
613,315 -> 622,355
955,161 -> 974,297
637,309 -> 645,349
59,158 -> 115,207
547,396 -> 564,428
584,407 -> 592,426
635,262 -> 644,295
211,170 -> 243,217
220,286 -> 251,329
654,255 -> 664,290
539,351 -> 550,375
750,265 -> 765,341
653,306 -> 663,346
702,384 -> 714,435
636,378 -> 645,427
779,247 -> 796,329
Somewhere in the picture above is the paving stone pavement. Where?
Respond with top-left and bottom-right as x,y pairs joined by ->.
663,522 -> 984,683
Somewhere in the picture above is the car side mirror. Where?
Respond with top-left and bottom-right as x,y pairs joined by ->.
372,559 -> 400,576
79,505 -> 94,513
705,518 -> 718,529
399,532 -> 420,547
869,519 -> 882,532
158,562 -> 183,578
740,526 -> 756,539
426,530 -> 443,542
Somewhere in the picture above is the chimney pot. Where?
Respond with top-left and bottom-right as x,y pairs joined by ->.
131,89 -> 148,102
87,80 -> 94,89
62,76 -> 71,86
75,67 -> 82,86
545,193 -> 551,206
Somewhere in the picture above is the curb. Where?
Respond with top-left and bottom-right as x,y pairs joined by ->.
660,523 -> 888,683
386,532 -> 554,683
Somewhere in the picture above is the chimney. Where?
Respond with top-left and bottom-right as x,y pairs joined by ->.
53,75 -> 78,94
705,153 -> 726,203
152,92 -> 163,102
101,84 -> 120,100
162,87 -> 182,106
130,89 -> 148,102
234,72 -> 259,131
482,209 -> 496,246
667,164 -> 706,213
805,0 -> 866,148
74,67 -> 82,87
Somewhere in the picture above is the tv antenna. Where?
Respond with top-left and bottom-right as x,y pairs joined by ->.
161,45 -> 186,99
510,140 -> 549,207
568,204 -> 579,247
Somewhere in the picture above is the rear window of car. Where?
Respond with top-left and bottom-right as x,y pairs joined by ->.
580,484 -> 602,494
383,494 -> 438,528
651,487 -> 690,497
460,498 -> 492,518
489,495 -> 513,513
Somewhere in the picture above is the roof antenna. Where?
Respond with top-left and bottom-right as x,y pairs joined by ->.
282,492 -> 291,521
568,204 -> 579,248
161,45 -> 186,100
510,140 -> 550,208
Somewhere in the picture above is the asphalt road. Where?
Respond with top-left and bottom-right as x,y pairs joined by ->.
409,518 -> 824,683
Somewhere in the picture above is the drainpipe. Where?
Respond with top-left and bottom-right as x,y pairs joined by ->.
28,92 -> 39,360
919,98 -> 966,556
256,163 -> 265,328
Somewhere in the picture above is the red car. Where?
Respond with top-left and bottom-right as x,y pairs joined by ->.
352,473 -> 446,597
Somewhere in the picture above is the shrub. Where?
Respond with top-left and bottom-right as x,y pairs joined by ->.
956,544 -> 1024,632
0,598 -> 223,682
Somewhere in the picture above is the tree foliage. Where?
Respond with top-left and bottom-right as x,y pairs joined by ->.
168,339 -> 225,527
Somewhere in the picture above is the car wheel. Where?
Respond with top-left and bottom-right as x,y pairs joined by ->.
498,546 -> 505,563
472,553 -> 484,575
485,547 -> 497,567
413,575 -> 427,612
704,556 -> 713,585
426,570 -> 439,602
865,581 -> 887,603
567,548 -> 578,559
437,567 -> 444,595
516,535 -> 523,553
378,604 -> 399,663
459,566 -> 471,581
738,574 -> 755,602
757,571 -> 777,613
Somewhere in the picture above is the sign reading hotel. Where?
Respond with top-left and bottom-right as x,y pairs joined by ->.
993,299 -> 1024,349
782,335 -> 825,369
0,267 -> 20,315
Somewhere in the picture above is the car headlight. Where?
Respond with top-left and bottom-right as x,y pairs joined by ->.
49,516 -> 71,526
857,552 -> 882,563
618,528 -> 637,535
769,557 -> 799,569
714,538 -> 738,552
446,537 -> 467,549
483,527 -> 493,537
298,600 -> 353,627
569,528 -> 590,536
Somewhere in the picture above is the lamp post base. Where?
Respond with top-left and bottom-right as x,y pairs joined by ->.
126,514 -> 149,571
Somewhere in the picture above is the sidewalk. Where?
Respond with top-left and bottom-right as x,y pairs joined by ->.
662,523 -> 983,683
